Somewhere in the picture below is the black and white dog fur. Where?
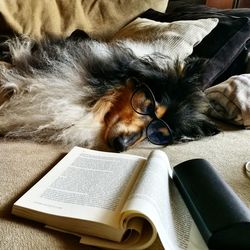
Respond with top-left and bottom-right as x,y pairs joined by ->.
0,35 -> 219,152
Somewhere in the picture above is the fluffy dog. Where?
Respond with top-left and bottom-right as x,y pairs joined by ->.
0,35 -> 219,152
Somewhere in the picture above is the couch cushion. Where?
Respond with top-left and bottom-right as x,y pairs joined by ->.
1,124 -> 250,250
0,0 -> 168,40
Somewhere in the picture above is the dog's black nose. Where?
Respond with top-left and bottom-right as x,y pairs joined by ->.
112,136 -> 127,152
111,132 -> 141,152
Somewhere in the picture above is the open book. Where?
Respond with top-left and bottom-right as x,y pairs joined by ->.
12,147 -> 207,250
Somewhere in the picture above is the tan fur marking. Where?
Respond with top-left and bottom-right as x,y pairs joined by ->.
155,105 -> 167,118
90,90 -> 120,122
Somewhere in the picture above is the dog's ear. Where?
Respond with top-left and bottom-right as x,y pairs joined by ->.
182,57 -> 207,76
127,56 -> 167,83
163,63 -> 220,142
180,57 -> 208,89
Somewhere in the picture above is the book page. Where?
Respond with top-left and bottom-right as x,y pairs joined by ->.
12,147 -> 145,240
120,150 -> 207,250
169,178 -> 208,250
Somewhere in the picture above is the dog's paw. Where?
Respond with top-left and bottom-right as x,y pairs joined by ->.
0,69 -> 17,105
0,35 -> 12,63
200,120 -> 220,137
173,119 -> 220,143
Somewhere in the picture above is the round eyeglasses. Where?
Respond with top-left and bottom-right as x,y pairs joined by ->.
130,83 -> 173,145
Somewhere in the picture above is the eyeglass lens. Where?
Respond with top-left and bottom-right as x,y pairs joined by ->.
147,119 -> 172,145
131,85 -> 155,115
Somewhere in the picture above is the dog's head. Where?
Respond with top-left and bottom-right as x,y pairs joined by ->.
91,56 -> 219,152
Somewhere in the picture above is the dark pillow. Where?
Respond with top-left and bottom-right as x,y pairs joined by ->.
140,5 -> 250,89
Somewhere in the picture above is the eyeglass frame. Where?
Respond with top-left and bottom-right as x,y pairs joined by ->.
130,83 -> 173,146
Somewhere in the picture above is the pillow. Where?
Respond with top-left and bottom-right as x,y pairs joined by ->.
141,6 -> 250,89
113,17 -> 218,62
0,0 -> 168,39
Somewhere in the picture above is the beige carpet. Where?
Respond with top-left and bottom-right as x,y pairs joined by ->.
1,123 -> 250,250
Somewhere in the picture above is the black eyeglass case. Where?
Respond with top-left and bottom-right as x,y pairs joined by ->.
172,159 -> 250,249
